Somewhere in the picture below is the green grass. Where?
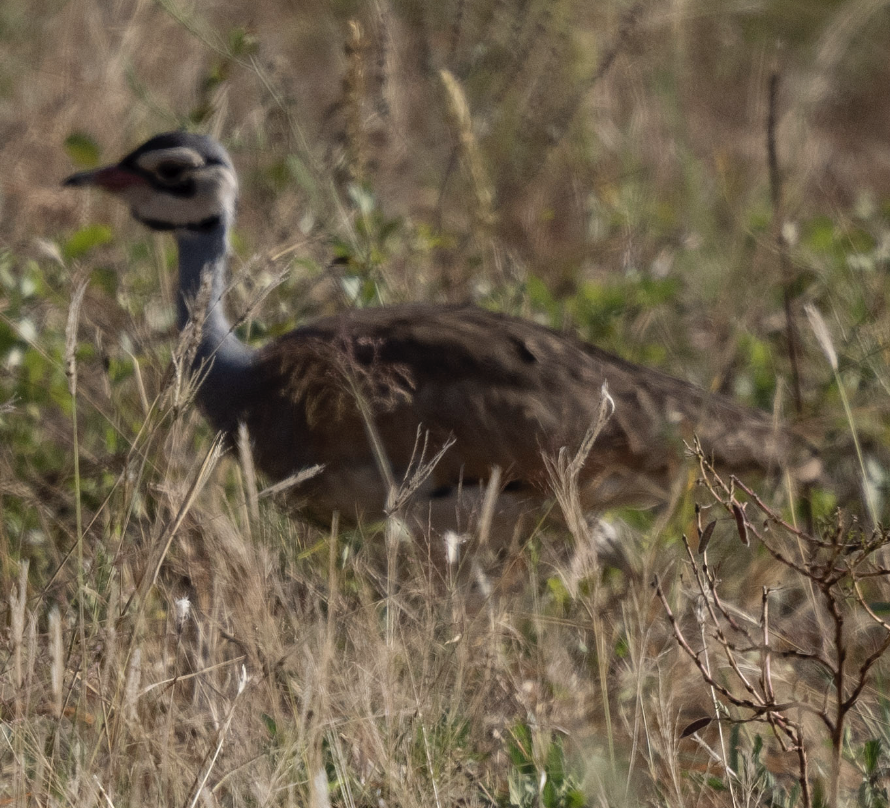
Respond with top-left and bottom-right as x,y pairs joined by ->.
2,1 -> 890,806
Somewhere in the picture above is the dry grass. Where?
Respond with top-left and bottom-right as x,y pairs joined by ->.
2,0 -> 890,805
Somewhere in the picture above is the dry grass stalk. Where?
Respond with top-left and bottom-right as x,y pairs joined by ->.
10,560 -> 28,696
123,434 -> 224,622
440,69 -> 495,229
386,428 -> 456,515
123,646 -> 142,724
806,302 -> 879,526
474,465 -> 502,550
64,279 -> 88,399
344,19 -> 368,185
184,665 -> 249,808
65,276 -> 89,693
170,268 -> 216,414
49,607 -> 63,720
257,464 -> 325,498
767,68 -> 805,418
544,381 -> 615,545
237,421 -> 259,524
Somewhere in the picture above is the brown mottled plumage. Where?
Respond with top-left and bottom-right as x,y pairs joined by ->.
240,301 -> 812,536
64,133 -> 817,539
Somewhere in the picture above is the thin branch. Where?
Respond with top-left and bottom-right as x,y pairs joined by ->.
654,576 -> 834,733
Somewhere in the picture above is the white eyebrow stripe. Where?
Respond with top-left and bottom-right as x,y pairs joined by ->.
136,147 -> 204,172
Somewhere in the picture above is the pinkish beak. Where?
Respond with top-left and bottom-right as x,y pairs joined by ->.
63,165 -> 147,193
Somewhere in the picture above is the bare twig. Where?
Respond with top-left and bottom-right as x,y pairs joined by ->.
664,444 -> 890,808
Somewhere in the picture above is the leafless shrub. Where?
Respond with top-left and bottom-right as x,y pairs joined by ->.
656,441 -> 890,808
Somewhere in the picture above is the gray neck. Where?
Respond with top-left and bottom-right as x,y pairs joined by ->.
175,222 -> 256,432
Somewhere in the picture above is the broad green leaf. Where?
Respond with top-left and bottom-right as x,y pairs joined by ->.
64,132 -> 101,168
64,225 -> 114,260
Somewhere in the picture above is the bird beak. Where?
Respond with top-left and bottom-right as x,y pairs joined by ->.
63,165 -> 147,193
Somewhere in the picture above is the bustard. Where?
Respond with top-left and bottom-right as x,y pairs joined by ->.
64,132 -> 816,541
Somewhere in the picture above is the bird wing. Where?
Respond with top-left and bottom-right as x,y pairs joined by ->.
249,304 -> 797,511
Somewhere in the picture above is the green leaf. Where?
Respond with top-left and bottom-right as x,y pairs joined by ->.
752,734 -> 764,760
864,738 -> 882,774
64,225 -> 114,260
729,722 -> 741,781
542,774 -> 557,808
261,713 -> 277,738
286,155 -> 318,197
90,265 -> 118,296
546,575 -> 571,610
634,277 -> 679,308
545,738 -> 566,790
228,26 -> 258,57
0,321 -> 19,357
565,787 -> 587,807
614,633 -> 629,659
64,132 -> 102,169
507,722 -> 535,773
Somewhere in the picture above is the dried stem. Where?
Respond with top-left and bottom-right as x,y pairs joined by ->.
664,442 -> 890,807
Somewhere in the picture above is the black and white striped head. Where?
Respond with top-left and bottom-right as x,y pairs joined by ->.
64,132 -> 237,232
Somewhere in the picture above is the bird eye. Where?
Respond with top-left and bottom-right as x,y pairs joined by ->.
156,162 -> 185,181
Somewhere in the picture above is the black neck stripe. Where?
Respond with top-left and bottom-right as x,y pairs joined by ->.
134,213 -> 223,232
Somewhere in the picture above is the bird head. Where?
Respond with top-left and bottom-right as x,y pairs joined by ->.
63,132 -> 238,233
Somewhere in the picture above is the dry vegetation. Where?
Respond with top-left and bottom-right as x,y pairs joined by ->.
2,0 -> 890,806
